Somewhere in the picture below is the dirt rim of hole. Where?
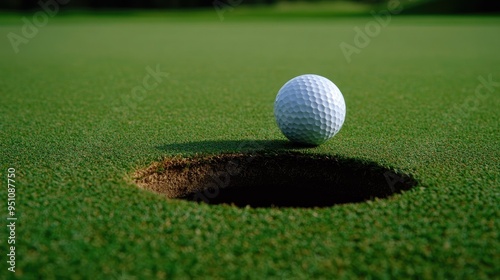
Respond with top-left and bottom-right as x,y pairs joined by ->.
133,152 -> 418,208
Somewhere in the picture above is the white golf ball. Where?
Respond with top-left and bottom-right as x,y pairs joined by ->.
274,74 -> 346,146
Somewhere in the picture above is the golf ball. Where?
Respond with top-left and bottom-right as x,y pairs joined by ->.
274,74 -> 346,146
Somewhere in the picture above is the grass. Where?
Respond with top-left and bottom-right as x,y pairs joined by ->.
0,9 -> 499,279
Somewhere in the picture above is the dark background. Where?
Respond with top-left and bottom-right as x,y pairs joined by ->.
1,0 -> 500,14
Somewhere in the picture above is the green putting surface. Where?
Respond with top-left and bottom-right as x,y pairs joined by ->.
0,12 -> 499,279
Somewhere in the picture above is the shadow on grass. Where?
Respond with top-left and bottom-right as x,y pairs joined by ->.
134,152 -> 418,208
156,139 -> 314,154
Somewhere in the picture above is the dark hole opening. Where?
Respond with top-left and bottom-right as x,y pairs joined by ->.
134,153 -> 417,208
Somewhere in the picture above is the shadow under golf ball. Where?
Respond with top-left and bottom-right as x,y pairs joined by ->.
133,153 -> 417,208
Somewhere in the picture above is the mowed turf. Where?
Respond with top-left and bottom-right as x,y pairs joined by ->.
0,12 -> 499,279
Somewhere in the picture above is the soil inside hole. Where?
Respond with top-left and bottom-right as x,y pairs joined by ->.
133,153 -> 417,208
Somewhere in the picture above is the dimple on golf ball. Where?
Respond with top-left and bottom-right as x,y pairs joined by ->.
274,74 -> 346,146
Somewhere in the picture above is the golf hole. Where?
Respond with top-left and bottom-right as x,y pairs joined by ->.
133,153 -> 417,208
